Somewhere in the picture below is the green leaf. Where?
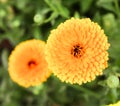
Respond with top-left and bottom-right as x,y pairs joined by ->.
44,0 -> 69,18
15,0 -> 29,10
30,84 -> 44,95
93,12 -> 102,25
97,0 -> 115,12
56,3 -> 70,18
1,49 -> 9,69
108,28 -> 120,62
74,11 -> 80,18
108,89 -> 118,103
80,0 -> 93,13
102,13 -> 117,34
44,0 -> 57,11
33,27 -> 43,40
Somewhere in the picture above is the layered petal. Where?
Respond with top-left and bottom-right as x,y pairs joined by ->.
45,18 -> 110,84
8,39 -> 51,87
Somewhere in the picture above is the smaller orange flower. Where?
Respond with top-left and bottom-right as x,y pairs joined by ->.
8,39 -> 51,88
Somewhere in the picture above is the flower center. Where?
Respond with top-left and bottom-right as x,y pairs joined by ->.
71,44 -> 84,58
28,60 -> 37,69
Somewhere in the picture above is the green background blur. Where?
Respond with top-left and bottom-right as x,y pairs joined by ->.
0,0 -> 120,106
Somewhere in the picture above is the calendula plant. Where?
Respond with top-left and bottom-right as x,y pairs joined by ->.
0,0 -> 120,106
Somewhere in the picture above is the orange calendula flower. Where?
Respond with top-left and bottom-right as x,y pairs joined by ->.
8,39 -> 51,88
45,18 -> 110,84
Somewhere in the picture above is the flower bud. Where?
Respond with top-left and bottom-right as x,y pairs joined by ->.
106,75 -> 119,88
33,14 -> 44,24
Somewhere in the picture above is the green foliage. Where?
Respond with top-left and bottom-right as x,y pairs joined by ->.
0,0 -> 120,106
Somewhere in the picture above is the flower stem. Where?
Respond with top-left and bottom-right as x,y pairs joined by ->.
68,84 -> 100,99
114,0 -> 120,18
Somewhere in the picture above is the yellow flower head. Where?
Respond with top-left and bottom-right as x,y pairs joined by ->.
107,101 -> 120,106
8,39 -> 51,88
45,18 -> 110,85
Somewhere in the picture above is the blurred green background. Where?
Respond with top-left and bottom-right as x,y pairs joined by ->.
0,0 -> 120,106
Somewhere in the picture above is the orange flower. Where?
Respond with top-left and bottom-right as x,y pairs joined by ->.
45,18 -> 110,84
8,39 -> 51,88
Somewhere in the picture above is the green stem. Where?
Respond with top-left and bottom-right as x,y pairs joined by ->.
114,0 -> 120,18
68,84 -> 100,99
